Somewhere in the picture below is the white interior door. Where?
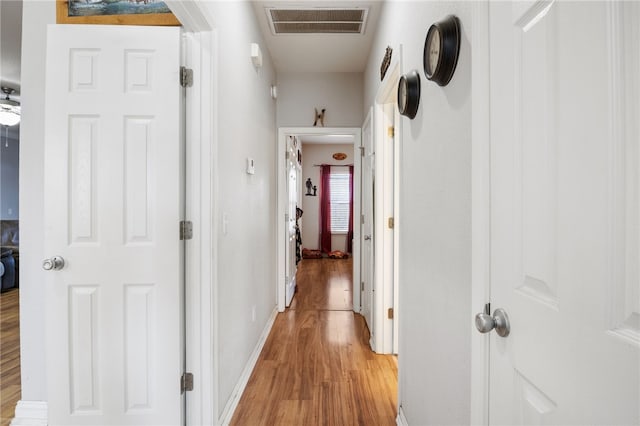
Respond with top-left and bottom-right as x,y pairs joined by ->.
44,25 -> 184,425
486,2 -> 639,424
361,112 -> 375,338
285,136 -> 298,307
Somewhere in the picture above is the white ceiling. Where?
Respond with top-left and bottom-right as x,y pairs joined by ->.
251,0 -> 382,73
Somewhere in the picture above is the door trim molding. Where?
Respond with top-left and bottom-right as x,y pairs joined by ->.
276,127 -> 362,313
470,2 -> 491,425
168,2 -> 217,425
9,401 -> 48,426
182,29 -> 217,426
372,46 -> 401,355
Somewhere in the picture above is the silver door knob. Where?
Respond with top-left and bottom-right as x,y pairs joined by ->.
475,308 -> 510,337
43,256 -> 65,271
364,235 -> 371,240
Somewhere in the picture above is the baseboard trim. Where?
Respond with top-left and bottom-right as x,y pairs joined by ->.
396,405 -> 409,426
218,307 -> 278,425
10,400 -> 48,426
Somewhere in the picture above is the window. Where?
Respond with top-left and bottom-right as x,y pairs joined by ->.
330,172 -> 350,233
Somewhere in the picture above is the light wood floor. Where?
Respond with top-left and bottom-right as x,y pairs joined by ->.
231,258 -> 398,426
0,289 -> 20,426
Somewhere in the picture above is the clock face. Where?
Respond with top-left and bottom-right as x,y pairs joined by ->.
426,28 -> 440,76
398,77 -> 408,113
423,16 -> 461,86
397,70 -> 420,119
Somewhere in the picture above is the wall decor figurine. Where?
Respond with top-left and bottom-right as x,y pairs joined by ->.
313,108 -> 326,127
306,178 -> 313,195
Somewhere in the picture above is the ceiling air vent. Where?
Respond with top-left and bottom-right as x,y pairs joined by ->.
266,7 -> 369,34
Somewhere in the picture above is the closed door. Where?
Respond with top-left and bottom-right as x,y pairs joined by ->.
361,112 -> 375,336
44,25 -> 184,425
487,1 -> 639,424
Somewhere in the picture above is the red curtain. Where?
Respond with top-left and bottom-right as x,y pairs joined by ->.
320,165 -> 332,253
347,165 -> 354,253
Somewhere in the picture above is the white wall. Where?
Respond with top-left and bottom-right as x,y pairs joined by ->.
1,133 -> 19,219
364,2 -> 473,424
300,143 -> 353,251
198,2 -> 278,419
19,0 -> 55,403
277,72 -> 363,127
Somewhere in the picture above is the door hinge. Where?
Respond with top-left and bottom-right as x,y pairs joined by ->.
180,220 -> 193,240
388,308 -> 394,319
388,126 -> 395,138
181,372 -> 194,393
285,151 -> 290,160
361,282 -> 365,292
388,217 -> 394,229
180,66 -> 193,88
361,214 -> 365,225
360,146 -> 365,157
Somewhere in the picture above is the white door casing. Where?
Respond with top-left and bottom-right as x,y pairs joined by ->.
44,25 -> 183,425
361,109 -> 374,336
372,61 -> 398,354
486,2 -> 639,424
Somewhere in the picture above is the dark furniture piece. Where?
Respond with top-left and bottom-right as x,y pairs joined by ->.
1,220 -> 19,291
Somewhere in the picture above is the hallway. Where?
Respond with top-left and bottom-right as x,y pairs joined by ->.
230,258 -> 397,425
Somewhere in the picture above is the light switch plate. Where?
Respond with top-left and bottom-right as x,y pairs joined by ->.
246,157 -> 255,174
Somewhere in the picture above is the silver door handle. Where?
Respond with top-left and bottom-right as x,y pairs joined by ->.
43,256 -> 65,271
475,308 -> 510,337
364,235 -> 371,240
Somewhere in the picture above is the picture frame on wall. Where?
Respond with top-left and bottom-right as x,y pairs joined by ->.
56,0 -> 180,26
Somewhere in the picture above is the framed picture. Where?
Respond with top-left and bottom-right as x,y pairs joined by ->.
56,0 -> 180,26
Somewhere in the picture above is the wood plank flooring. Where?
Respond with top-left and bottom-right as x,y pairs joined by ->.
231,258 -> 397,426
0,289 -> 20,426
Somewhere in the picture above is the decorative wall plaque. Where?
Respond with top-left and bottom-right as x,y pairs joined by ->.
380,46 -> 393,81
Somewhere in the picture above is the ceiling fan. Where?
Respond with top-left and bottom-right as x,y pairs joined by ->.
0,87 -> 20,127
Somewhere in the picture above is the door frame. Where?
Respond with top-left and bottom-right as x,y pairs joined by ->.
371,50 -> 401,355
276,127 -> 362,313
469,2 -> 492,425
164,3 -> 216,425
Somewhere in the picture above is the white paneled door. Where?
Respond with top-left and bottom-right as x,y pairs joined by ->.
487,1 -> 639,424
361,111 -> 374,338
44,25 -> 183,425
285,136 -> 298,307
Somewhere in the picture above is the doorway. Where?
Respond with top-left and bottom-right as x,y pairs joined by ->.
277,127 -> 362,313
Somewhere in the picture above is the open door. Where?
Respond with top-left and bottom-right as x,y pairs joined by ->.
481,2 -> 639,423
360,110 -> 374,337
44,25 -> 184,425
284,136 -> 299,307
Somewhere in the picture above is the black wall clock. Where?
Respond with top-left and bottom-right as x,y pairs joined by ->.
397,70 -> 421,119
423,15 -> 461,86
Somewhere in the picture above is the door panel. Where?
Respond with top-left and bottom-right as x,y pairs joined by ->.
361,112 -> 374,336
488,2 -> 639,424
44,25 -> 183,425
285,136 -> 298,307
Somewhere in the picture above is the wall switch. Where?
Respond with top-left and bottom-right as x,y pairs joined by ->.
246,158 -> 255,175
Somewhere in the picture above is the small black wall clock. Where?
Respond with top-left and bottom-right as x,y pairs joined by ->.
423,15 -> 461,86
397,70 -> 421,119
